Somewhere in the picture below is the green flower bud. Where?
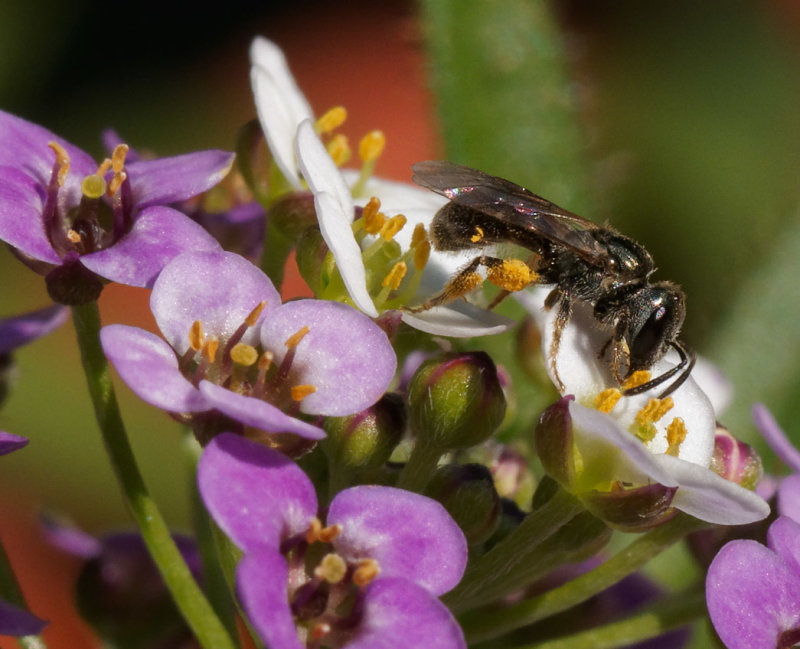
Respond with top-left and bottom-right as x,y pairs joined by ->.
407,351 -> 506,451
425,463 -> 501,546
295,226 -> 332,296
267,193 -> 319,242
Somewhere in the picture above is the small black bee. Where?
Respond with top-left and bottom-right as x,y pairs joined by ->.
408,160 -> 695,398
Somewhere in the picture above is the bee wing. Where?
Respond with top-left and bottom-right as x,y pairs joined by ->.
412,160 -> 607,264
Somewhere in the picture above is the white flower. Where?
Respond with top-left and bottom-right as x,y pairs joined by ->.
520,287 -> 768,526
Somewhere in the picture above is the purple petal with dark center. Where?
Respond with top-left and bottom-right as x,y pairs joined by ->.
753,403 -> 800,473
768,516 -> 800,578
260,300 -> 396,416
236,547 -> 303,649
197,432 -> 317,551
80,205 -> 222,288
0,166 -> 61,264
0,599 -> 47,637
778,475 -> 800,522
100,324 -> 208,413
346,578 -> 466,649
328,486 -> 467,596
0,432 -> 28,456
0,109 -> 96,190
150,250 -> 280,355
707,535 -> 800,649
198,381 -> 326,440
127,150 -> 235,209
0,304 -> 68,353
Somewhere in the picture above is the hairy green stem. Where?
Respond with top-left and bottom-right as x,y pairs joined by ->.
396,437 -> 443,493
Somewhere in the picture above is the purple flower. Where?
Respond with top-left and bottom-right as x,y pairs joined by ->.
198,432 -> 467,649
101,250 -> 396,441
0,304 -> 68,354
0,110 -> 232,295
753,403 -> 800,521
707,516 -> 800,649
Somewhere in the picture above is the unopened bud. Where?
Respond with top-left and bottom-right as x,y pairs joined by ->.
267,193 -> 319,242
295,226 -> 330,295
709,424 -> 763,490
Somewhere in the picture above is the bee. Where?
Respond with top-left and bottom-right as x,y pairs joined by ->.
408,160 -> 695,398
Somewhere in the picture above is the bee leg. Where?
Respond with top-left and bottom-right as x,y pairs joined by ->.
548,293 -> 571,393
609,323 -> 631,387
623,341 -> 696,398
403,256 -> 485,313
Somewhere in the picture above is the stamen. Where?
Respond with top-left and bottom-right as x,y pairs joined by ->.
306,518 -> 342,544
352,558 -> 381,587
362,197 -> 386,234
291,384 -> 317,402
326,134 -> 350,167
107,171 -> 127,197
314,553 -> 347,584
634,397 -> 674,426
188,321 -> 205,351
358,130 -> 386,163
203,337 -> 219,364
258,350 -> 274,372
81,174 -> 107,199
316,106 -> 347,134
245,300 -> 267,327
111,144 -> 129,174
47,142 -> 70,187
471,226 -> 484,243
66,229 -> 82,244
382,262 -> 407,290
379,214 -> 407,242
410,223 -> 428,248
96,158 -> 113,177
666,418 -> 687,456
285,326 -> 310,349
623,371 -> 652,391
413,240 -> 430,271
486,259 -> 534,292
594,388 -> 622,413
230,343 -> 258,367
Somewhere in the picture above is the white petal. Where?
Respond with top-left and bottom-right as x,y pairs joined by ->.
401,305 -> 514,337
295,120 -> 353,213
249,37 -> 314,126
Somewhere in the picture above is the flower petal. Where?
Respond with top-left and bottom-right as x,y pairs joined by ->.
236,547 -> 303,649
778,475 -> 800,523
401,306 -> 515,338
0,304 -> 67,354
328,486 -> 467,596
260,300 -> 396,416
150,250 -> 280,355
126,150 -> 235,209
768,516 -> 800,578
345,578 -> 466,649
0,432 -> 28,456
753,403 -> 800,473
198,381 -> 326,440
295,119 -> 353,212
197,432 -> 317,550
0,599 -> 47,637
100,324 -> 208,413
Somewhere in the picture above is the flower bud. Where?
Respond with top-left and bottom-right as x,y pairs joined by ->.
710,424 -> 763,490
407,351 -> 506,450
267,192 -> 319,242
322,393 -> 406,474
424,463 -> 501,546
534,395 -> 575,487
46,259 -> 104,305
295,226 -> 331,296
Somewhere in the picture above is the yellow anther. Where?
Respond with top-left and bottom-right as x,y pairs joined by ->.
379,214 -> 407,242
230,343 -> 259,367
188,321 -> 205,351
47,141 -> 70,187
291,384 -> 317,402
96,158 -> 113,177
363,196 -> 381,221
285,326 -> 310,349
326,134 -> 351,167
245,301 -> 267,328
594,388 -> 622,413
203,337 -> 219,364
81,174 -> 107,199
486,259 -> 534,292
353,558 -> 381,587
306,518 -> 342,544
314,553 -> 348,584
358,130 -> 386,163
382,262 -> 407,290
410,223 -> 428,248
306,517 -> 322,543
666,418 -> 687,456
316,106 -> 347,134
66,229 -> 82,244
471,226 -> 484,243
258,350 -> 274,371
635,397 -> 674,426
623,370 -> 652,391
363,198 -> 386,235
107,171 -> 127,197
111,144 -> 129,174
413,240 -> 431,271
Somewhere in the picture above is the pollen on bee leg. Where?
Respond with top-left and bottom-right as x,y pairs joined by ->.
353,558 -> 381,587
594,388 -> 622,413
623,370 -> 652,392
285,326 -> 311,349
359,130 -> 386,163
230,343 -> 259,367
316,106 -> 347,134
47,141 -> 71,186
486,259 -> 535,292
666,418 -> 687,456
291,384 -> 316,402
471,226 -> 484,243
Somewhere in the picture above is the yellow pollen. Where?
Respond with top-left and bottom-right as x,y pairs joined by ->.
285,326 -> 310,349
594,388 -> 622,413
635,397 -> 674,426
245,301 -> 267,327
230,343 -> 258,367
410,223 -> 428,248
379,214 -> 407,242
258,350 -> 273,371
358,130 -> 386,163
363,198 -> 386,235
81,174 -> 107,199
111,144 -> 129,173
382,262 -> 407,290
414,240 -> 431,271
47,141 -> 70,187
189,321 -> 205,351
203,337 -> 219,364
96,158 -> 112,177
362,196 -> 381,220
471,226 -> 484,243
314,553 -> 348,584
316,106 -> 347,134
326,134 -> 351,167
107,171 -> 126,197
311,623 -> 331,642
66,229 -> 82,244
291,384 -> 317,402
623,370 -> 652,391
486,259 -> 534,292
306,518 -> 342,544
666,418 -> 687,456
353,558 -> 381,587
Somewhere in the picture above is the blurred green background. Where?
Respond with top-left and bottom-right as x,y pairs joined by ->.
2,0 -> 799,595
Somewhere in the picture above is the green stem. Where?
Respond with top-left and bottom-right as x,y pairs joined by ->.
396,437 -> 443,492
503,586 -> 705,649
0,537 -> 47,649
71,303 -> 236,649
460,514 -> 707,644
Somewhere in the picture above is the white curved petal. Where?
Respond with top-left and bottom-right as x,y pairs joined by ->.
295,119 -> 353,213
401,305 -> 514,337
249,37 -> 314,127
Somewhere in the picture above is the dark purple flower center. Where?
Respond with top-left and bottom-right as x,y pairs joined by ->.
44,142 -> 135,258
